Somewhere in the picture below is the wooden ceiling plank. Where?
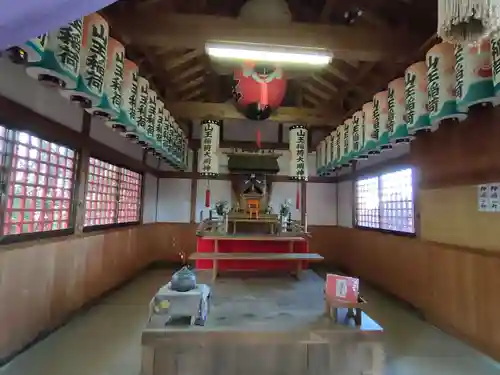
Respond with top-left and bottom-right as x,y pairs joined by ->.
173,64 -> 205,83
311,73 -> 338,93
303,94 -> 321,107
165,101 -> 338,125
302,82 -> 331,101
177,75 -> 205,92
181,88 -> 205,101
108,12 -> 419,62
165,49 -> 203,71
324,63 -> 350,81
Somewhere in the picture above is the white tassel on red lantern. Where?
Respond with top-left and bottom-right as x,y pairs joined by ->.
437,0 -> 500,45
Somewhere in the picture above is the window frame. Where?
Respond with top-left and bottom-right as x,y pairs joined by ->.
82,155 -> 143,233
354,163 -> 416,237
0,126 -> 78,244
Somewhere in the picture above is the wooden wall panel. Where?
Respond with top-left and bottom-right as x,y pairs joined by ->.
411,105 -> 500,189
327,226 -> 500,361
0,224 -> 164,363
420,186 -> 500,251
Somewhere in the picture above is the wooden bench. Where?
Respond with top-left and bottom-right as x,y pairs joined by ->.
324,294 -> 367,326
189,252 -> 324,281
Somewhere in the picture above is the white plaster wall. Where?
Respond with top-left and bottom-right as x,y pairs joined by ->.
270,181 -> 301,220
156,178 -> 191,223
307,182 -> 337,225
195,179 -> 232,222
337,180 -> 353,228
90,117 -> 144,160
142,173 -> 158,224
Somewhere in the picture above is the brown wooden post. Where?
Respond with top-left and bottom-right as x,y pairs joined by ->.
73,111 -> 91,234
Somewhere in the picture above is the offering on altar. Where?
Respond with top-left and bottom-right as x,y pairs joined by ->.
325,273 -> 360,303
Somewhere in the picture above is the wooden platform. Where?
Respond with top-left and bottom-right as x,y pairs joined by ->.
142,271 -> 384,375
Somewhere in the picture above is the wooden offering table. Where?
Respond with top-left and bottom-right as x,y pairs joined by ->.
192,234 -> 323,280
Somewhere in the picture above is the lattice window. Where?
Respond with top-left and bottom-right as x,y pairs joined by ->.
355,167 -> 414,234
3,131 -> 76,235
85,158 -> 119,227
355,176 -> 380,228
118,168 -> 142,223
84,158 -> 142,227
380,168 -> 414,233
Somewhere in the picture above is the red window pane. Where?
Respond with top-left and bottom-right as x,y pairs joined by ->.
4,131 -> 76,235
84,157 -> 119,227
118,168 -> 142,223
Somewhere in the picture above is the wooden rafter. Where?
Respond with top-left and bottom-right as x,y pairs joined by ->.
177,75 -> 205,93
165,49 -> 203,71
320,0 -> 336,22
165,101 -> 338,125
181,88 -> 206,101
173,64 -> 205,83
302,82 -> 331,101
107,12 -> 420,61
310,74 -> 338,94
324,63 -> 350,81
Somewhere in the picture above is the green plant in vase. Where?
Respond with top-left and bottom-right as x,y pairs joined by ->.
214,200 -> 229,217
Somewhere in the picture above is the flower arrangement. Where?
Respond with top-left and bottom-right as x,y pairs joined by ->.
214,200 -> 229,216
279,199 -> 292,216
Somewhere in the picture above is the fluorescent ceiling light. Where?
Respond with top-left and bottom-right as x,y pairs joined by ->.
205,42 -> 333,66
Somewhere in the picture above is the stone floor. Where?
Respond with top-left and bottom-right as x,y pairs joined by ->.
1,270 -> 499,375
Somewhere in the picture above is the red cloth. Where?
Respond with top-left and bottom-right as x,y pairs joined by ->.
195,237 -> 309,271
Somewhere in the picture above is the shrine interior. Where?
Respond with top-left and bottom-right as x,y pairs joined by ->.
0,0 -> 500,375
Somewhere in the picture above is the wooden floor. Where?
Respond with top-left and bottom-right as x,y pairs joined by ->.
1,270 -> 499,375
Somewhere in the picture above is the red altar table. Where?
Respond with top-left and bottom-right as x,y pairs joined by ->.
195,235 -> 309,271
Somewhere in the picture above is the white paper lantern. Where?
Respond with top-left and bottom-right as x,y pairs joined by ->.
126,76 -> 149,143
362,101 -> 379,156
107,59 -> 138,134
88,38 -> 124,119
198,120 -> 220,176
334,125 -> 342,169
455,39 -> 495,111
388,77 -> 411,144
324,134 -> 332,174
153,99 -> 165,156
26,18 -> 83,89
161,108 -> 172,158
328,130 -> 336,171
373,90 -> 392,151
15,33 -> 47,62
61,14 -> 109,109
144,88 -> 158,148
426,42 -> 468,127
351,110 -> 367,160
341,118 -> 353,166
289,125 -> 308,180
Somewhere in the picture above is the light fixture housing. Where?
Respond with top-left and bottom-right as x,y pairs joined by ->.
205,41 -> 333,66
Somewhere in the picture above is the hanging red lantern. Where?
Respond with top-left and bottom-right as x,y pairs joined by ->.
296,183 -> 300,210
205,187 -> 211,208
232,62 -> 287,121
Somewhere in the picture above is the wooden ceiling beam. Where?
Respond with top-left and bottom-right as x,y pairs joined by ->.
173,64 -> 205,83
302,82 -> 333,101
303,94 -> 321,107
107,12 -> 419,62
324,63 -> 350,81
177,75 -> 205,92
310,74 -> 338,94
165,49 -> 203,71
181,88 -> 206,101
166,101 -> 338,125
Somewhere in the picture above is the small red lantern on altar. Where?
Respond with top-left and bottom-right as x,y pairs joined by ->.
232,62 -> 287,121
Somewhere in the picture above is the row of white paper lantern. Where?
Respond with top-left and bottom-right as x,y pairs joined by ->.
317,37 -> 500,175
12,13 -> 189,170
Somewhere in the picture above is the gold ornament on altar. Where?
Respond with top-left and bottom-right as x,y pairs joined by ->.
437,0 -> 500,45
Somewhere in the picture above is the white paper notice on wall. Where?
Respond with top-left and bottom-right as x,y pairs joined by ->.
488,183 -> 500,212
477,183 -> 500,212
